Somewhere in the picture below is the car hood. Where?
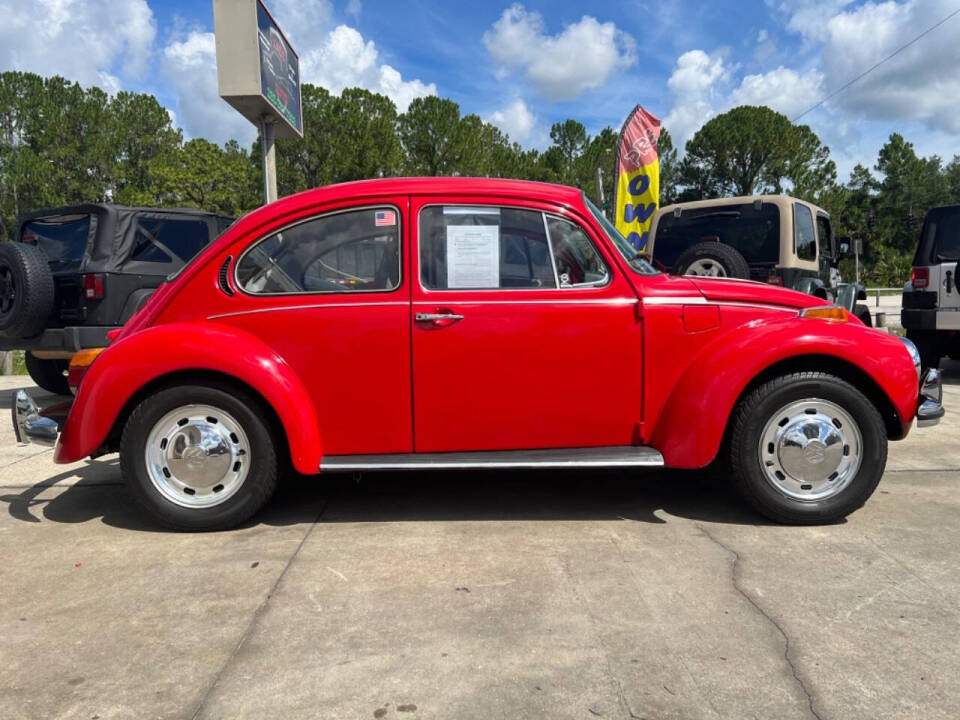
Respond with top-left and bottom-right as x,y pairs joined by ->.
688,277 -> 822,310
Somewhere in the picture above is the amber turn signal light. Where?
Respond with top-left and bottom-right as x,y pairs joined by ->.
68,348 -> 105,390
799,306 -> 849,322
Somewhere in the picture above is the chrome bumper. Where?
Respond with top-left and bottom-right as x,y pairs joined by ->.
917,369 -> 945,428
11,390 -> 59,447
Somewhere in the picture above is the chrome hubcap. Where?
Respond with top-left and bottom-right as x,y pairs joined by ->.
758,399 -> 862,501
685,258 -> 727,277
145,404 -> 249,508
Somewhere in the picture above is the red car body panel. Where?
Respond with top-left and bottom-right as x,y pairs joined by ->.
53,177 -> 920,472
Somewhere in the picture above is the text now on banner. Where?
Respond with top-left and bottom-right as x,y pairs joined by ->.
613,106 -> 661,251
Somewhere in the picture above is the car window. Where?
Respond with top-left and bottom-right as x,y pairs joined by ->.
420,206 -> 556,289
654,203 -> 780,267
236,206 -> 400,294
794,203 -> 817,261
132,218 -> 211,264
21,215 -> 91,264
546,216 -> 609,286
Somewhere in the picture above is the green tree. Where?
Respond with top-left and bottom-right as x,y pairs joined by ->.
109,91 -> 182,205
151,139 -> 259,216
681,105 -> 835,198
398,96 -> 464,175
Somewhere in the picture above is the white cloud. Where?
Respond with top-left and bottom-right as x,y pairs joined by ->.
487,99 -> 536,141
299,25 -> 436,112
663,50 -> 730,145
483,4 -> 636,101
346,0 -> 361,20
0,0 -> 156,89
773,0 -> 856,42
820,0 -> 960,133
730,66 -> 823,118
161,31 -> 256,146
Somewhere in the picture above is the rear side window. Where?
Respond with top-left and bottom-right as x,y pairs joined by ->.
132,218 -> 211,264
917,206 -> 960,264
794,203 -> 817,261
419,206 -> 608,290
816,215 -> 833,258
21,215 -> 91,263
236,206 -> 401,294
653,203 -> 780,267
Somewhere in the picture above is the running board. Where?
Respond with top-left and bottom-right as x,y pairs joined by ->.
320,446 -> 664,472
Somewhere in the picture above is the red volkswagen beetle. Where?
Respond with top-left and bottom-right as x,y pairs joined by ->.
13,178 -> 943,530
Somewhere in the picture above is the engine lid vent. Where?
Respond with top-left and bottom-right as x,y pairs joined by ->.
218,256 -> 234,296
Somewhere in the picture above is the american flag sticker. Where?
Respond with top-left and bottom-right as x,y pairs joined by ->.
375,209 -> 396,226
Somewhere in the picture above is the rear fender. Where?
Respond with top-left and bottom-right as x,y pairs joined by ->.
649,316 -> 917,468
54,322 -> 322,474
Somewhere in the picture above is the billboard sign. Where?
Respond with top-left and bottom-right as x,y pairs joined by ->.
256,1 -> 302,135
213,0 -> 303,139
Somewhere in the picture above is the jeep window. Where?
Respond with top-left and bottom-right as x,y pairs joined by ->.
236,206 -> 400,294
420,206 -> 557,289
21,215 -> 91,264
653,203 -> 780,267
583,194 -> 658,275
919,206 -> 960,263
794,203 -> 817,261
132,218 -> 211,264
816,215 -> 833,258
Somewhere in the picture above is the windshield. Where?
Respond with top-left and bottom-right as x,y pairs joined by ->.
582,194 -> 659,275
654,203 -> 780,267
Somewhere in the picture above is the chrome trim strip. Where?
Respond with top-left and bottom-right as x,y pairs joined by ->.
12,390 -> 59,447
320,446 -> 664,471
411,298 -> 636,306
642,296 -> 707,305
208,301 -> 409,320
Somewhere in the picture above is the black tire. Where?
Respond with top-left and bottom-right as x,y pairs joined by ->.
906,329 -> 940,369
0,242 -> 54,338
729,371 -> 887,525
25,353 -> 70,395
120,384 -> 278,531
854,303 -> 873,327
673,243 -> 750,280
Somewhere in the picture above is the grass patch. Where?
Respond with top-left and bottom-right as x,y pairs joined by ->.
4,350 -> 29,375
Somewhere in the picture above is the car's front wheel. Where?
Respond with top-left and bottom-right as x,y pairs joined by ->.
120,384 -> 278,531
728,372 -> 887,524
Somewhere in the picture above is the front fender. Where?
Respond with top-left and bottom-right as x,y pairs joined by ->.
54,322 -> 323,474
649,316 -> 918,468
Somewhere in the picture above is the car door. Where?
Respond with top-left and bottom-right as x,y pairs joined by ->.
410,197 -> 643,453
226,198 -> 412,455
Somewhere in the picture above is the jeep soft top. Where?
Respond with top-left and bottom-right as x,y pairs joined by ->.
0,203 -> 233,393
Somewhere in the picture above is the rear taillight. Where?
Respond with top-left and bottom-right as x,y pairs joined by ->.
83,273 -> 104,299
767,275 -> 783,286
911,267 -> 929,289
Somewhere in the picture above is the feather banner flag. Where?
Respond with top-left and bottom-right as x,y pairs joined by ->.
613,106 -> 661,251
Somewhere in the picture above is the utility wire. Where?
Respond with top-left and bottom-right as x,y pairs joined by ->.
792,5 -> 960,122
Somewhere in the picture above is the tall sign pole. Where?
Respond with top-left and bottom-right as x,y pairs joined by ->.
213,0 -> 303,205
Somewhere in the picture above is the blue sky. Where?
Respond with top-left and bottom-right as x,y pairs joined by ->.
2,0 -> 960,180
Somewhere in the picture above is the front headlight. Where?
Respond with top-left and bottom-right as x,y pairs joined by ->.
898,335 -> 922,379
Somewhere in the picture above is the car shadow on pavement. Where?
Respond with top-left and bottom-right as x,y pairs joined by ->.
0,461 -> 774,532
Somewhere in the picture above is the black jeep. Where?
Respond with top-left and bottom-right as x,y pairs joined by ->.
0,204 -> 232,394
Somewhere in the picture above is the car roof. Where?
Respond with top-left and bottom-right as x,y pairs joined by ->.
657,194 -> 827,216
283,177 -> 585,206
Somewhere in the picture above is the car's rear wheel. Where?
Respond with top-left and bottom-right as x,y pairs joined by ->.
24,353 -> 71,395
728,371 -> 887,524
120,384 -> 278,531
673,243 -> 750,280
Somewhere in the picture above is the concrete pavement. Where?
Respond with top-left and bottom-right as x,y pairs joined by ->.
1,365 -> 959,720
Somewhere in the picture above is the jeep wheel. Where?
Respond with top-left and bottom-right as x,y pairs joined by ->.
729,371 -> 887,525
121,384 -> 278,531
673,243 -> 750,280
25,353 -> 70,395
0,242 -> 54,338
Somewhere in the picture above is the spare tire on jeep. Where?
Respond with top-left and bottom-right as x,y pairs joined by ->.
672,243 -> 750,279
0,242 -> 55,339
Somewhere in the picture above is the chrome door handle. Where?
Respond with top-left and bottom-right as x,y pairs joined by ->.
415,312 -> 464,322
